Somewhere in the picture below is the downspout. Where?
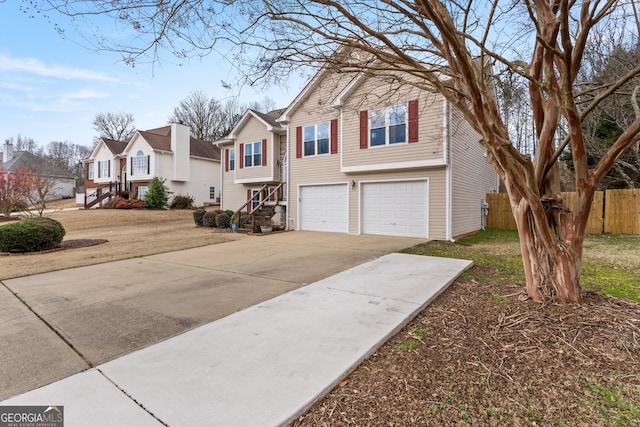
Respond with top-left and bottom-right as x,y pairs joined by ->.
285,124 -> 291,230
445,99 -> 454,242
219,146 -> 224,209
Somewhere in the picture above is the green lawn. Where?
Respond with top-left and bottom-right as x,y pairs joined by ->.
401,229 -> 640,302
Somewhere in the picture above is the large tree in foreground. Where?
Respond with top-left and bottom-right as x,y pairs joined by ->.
28,0 -> 640,303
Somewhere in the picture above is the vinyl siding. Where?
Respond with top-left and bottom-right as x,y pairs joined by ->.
169,158 -> 219,206
341,80 -> 445,169
234,118 -> 276,182
92,145 -> 116,184
126,136 -> 154,182
287,70 -> 354,231
352,169 -> 447,239
449,107 -> 498,238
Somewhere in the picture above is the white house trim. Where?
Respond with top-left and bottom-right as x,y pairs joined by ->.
341,158 -> 446,173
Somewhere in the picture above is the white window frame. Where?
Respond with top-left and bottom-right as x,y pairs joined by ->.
137,185 -> 149,199
303,123 -> 330,157
132,150 -> 149,175
369,104 -> 407,147
88,163 -> 94,180
98,160 -> 110,178
243,141 -> 262,168
229,148 -> 235,171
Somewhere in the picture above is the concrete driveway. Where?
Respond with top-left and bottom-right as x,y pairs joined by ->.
0,231 -> 422,400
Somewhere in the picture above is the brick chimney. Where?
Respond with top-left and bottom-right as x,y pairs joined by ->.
3,141 -> 13,163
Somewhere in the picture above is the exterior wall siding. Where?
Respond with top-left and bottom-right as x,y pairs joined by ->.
169,158 -> 219,206
449,107 -> 499,238
341,79 -> 445,169
235,118 -> 276,182
287,70 -> 353,231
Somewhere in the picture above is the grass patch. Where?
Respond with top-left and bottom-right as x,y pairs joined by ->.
400,229 -> 640,303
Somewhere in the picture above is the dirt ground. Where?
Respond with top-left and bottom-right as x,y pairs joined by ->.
0,207 -> 241,280
293,272 -> 640,427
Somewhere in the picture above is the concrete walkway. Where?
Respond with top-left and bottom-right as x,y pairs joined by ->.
1,249 -> 471,426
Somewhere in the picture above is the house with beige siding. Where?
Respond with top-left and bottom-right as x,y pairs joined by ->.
84,123 -> 220,207
217,109 -> 288,227
218,64 -> 498,240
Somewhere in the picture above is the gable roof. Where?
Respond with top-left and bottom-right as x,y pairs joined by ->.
102,138 -> 128,155
1,151 -> 75,179
130,125 -> 220,160
227,108 -> 286,139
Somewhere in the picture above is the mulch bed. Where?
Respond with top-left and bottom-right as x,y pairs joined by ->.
293,274 -> 640,426
2,239 -> 108,255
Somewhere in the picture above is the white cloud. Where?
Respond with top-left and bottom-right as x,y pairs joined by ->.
61,89 -> 110,99
0,53 -> 118,82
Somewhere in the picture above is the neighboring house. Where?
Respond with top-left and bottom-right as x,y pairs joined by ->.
1,141 -> 76,198
83,123 -> 220,208
217,61 -> 498,240
216,108 -> 288,226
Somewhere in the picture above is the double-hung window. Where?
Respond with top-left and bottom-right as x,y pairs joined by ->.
229,148 -> 235,171
370,104 -> 407,146
243,142 -> 262,167
87,163 -> 94,180
303,123 -> 330,156
97,160 -> 110,178
132,150 -> 149,175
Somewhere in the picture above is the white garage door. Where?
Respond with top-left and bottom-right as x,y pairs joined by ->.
362,180 -> 428,238
299,184 -> 349,233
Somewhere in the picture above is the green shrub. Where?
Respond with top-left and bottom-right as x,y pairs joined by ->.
202,211 -> 218,227
0,217 -> 66,253
215,212 -> 230,228
193,208 -> 206,226
143,177 -> 172,209
170,194 -> 195,209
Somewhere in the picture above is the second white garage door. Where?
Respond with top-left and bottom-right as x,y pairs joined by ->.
362,180 -> 428,238
299,184 -> 349,233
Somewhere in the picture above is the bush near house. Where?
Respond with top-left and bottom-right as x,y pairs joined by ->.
193,208 -> 206,226
202,210 -> 218,227
144,177 -> 171,209
116,199 -> 145,209
170,194 -> 195,209
0,217 -> 66,253
215,212 -> 230,228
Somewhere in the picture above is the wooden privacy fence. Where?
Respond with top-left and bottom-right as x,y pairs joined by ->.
485,189 -> 640,234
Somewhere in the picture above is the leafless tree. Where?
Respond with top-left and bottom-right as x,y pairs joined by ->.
21,169 -> 60,217
168,91 -> 227,142
4,135 -> 44,156
0,167 -> 30,217
92,111 -> 135,145
26,1 -> 640,304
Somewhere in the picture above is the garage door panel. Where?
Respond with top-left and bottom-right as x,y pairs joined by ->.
300,184 -> 348,233
362,180 -> 428,238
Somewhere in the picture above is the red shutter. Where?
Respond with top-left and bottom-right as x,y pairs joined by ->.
359,110 -> 368,149
239,144 -> 244,168
408,99 -> 419,143
296,126 -> 302,158
247,189 -> 251,212
225,148 -> 229,172
262,139 -> 267,166
330,119 -> 338,154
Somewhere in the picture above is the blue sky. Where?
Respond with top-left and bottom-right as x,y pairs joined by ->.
0,3 -> 306,149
